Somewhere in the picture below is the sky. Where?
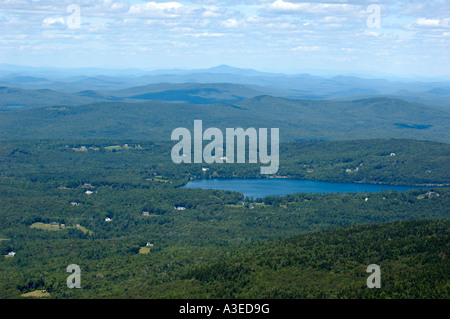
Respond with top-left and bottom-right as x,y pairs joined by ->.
0,0 -> 449,78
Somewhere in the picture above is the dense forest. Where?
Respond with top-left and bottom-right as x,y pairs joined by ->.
1,96 -> 450,143
0,138 -> 448,298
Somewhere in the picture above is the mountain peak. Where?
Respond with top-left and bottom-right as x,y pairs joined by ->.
205,65 -> 263,76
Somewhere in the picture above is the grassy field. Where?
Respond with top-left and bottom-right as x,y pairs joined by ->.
30,222 -> 93,235
139,247 -> 151,254
105,145 -> 123,151
30,222 -> 62,231
21,290 -> 51,298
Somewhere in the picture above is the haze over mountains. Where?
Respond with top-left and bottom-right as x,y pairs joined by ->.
1,64 -> 450,143
1,64 -> 450,106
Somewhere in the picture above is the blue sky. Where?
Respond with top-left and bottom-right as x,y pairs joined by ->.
0,0 -> 449,78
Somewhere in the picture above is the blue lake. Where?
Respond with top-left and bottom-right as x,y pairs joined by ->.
183,178 -> 432,198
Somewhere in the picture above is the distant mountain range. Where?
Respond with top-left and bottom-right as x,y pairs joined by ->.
1,64 -> 449,108
1,64 -> 449,143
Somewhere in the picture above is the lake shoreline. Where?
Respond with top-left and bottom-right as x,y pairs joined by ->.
185,176 -> 450,188
182,178 -> 445,199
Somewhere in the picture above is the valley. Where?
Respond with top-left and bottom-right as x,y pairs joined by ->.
0,138 -> 448,298
0,66 -> 448,300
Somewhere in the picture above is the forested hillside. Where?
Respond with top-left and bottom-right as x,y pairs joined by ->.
1,95 -> 449,142
0,139 -> 448,299
1,219 -> 448,298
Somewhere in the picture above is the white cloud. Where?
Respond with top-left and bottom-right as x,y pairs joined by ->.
416,18 -> 441,28
42,17 -> 65,27
291,45 -> 320,51
187,32 -> 226,37
128,1 -> 183,18
265,22 -> 296,29
363,30 -> 381,37
202,10 -> 221,18
408,18 -> 450,30
222,18 -> 239,28
318,16 -> 347,24
267,0 -> 359,14
268,0 -> 303,13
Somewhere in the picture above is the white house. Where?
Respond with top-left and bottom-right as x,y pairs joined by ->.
174,206 -> 186,211
427,191 -> 440,197
105,217 -> 112,222
8,252 -> 15,257
85,190 -> 94,195
146,242 -> 153,247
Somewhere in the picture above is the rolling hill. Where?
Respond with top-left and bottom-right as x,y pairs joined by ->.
0,86 -> 104,108
1,65 -> 450,107
0,82 -> 287,108
0,95 -> 449,142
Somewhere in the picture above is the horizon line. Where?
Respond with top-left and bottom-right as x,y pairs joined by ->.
1,63 -> 450,82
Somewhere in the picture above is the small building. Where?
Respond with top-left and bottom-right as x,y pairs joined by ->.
389,153 -> 396,156
105,217 -> 112,222
142,211 -> 150,216
249,203 -> 255,209
174,206 -> 186,211
427,191 -> 440,197
70,202 -> 80,206
8,251 -> 16,257
365,197 -> 369,202
85,190 -> 94,195
146,242 -> 153,247
50,222 -> 58,226
83,183 -> 94,188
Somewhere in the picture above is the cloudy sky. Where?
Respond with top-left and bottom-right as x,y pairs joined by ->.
0,0 -> 449,78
